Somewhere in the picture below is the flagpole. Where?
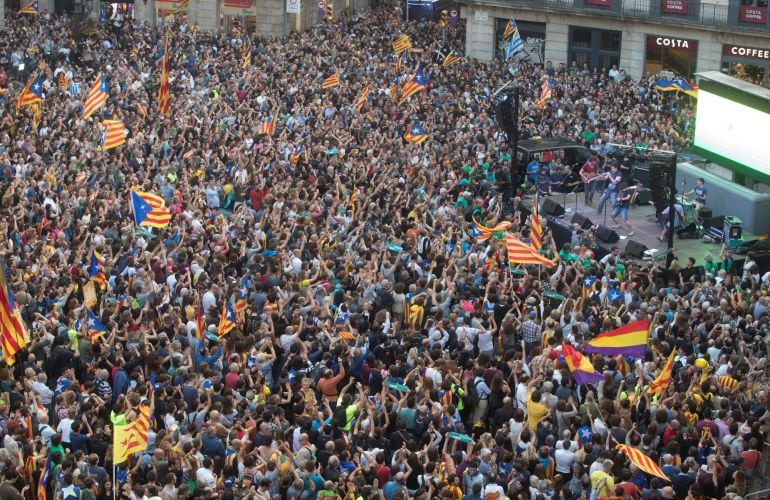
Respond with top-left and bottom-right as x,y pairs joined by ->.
112,463 -> 116,500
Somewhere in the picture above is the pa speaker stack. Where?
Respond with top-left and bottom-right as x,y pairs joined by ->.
493,94 -> 516,142
624,240 -> 648,259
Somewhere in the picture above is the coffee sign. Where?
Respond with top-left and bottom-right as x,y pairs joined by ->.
740,5 -> 767,23
661,0 -> 688,14
723,44 -> 770,61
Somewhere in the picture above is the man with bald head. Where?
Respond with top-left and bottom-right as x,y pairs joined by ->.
661,454 -> 681,479
492,396 -> 515,428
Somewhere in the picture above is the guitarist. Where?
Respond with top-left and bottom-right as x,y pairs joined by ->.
579,155 -> 600,205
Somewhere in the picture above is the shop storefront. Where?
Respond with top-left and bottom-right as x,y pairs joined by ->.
100,2 -> 134,22
721,43 -> 770,88
222,0 -> 257,31
644,35 -> 698,78
568,26 -> 621,70
494,19 -> 546,64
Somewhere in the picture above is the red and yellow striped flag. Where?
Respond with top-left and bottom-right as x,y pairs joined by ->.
157,31 -> 171,116
82,73 -> 108,120
392,34 -> 412,54
172,0 -> 191,14
113,404 -> 152,464
322,73 -> 340,89
530,193 -> 543,251
647,349 -> 676,397
355,83 -> 369,112
442,52 -> 462,68
101,120 -> 126,150
506,234 -> 556,268
58,73 -> 70,90
0,265 -> 28,366
616,444 -> 670,482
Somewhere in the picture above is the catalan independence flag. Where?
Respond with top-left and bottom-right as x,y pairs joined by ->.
403,121 -> 428,144
172,0 -> 191,14
101,119 -> 126,150
392,34 -> 412,54
88,251 -> 108,290
530,193 -> 543,251
506,234 -> 555,267
218,301 -> 237,337
37,454 -> 51,500
615,444 -> 670,482
84,308 -> 108,341
583,319 -> 649,358
647,348 -> 676,397
322,72 -> 340,89
503,18 -> 518,39
130,191 -> 172,228
18,0 -> 38,14
355,83 -> 369,112
16,73 -> 43,112
157,31 -> 171,116
82,73 -> 108,120
0,265 -> 28,366
399,66 -> 427,105
536,78 -> 552,109
472,218 -> 512,242
562,343 -> 604,385
113,404 -> 151,464
258,108 -> 279,136
442,51 -> 462,68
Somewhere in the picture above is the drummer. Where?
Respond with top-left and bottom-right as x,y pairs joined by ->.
684,177 -> 708,220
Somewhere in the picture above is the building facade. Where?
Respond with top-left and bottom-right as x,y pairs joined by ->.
22,0 -> 365,35
462,0 -> 770,87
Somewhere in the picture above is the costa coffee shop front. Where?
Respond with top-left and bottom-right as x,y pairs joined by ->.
721,43 -> 770,88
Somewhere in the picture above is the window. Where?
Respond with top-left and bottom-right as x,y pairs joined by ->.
569,27 -> 622,71
600,31 -> 621,52
571,28 -> 593,49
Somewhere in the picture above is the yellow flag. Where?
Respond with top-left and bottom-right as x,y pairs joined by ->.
113,405 -> 151,464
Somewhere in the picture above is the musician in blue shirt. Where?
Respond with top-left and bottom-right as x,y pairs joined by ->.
596,163 -> 622,215
685,177 -> 708,219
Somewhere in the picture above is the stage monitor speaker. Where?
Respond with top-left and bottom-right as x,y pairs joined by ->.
547,217 -> 573,250
541,198 -> 565,217
625,240 -> 648,259
596,225 -> 620,244
699,207 -> 713,222
571,213 -> 593,231
635,189 -> 652,206
493,94 -> 516,140
677,222 -> 698,239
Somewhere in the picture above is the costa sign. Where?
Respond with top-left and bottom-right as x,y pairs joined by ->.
723,44 -> 770,61
655,37 -> 691,48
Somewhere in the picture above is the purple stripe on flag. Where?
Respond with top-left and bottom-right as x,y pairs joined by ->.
583,344 -> 647,358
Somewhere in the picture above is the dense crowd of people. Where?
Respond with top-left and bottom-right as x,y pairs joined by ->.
0,3 -> 768,500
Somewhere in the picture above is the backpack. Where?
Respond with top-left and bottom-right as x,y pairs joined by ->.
465,379 -> 483,407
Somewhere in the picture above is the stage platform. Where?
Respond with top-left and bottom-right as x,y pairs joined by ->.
531,193 -> 756,267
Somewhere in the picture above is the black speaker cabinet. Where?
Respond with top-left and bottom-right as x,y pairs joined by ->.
541,198 -> 565,217
596,225 -> 620,244
625,240 -> 648,259
571,213 -> 593,230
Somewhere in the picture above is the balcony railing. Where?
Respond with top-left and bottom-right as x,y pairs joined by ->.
481,0 -> 770,33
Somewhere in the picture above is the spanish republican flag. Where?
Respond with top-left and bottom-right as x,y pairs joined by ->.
392,34 -> 412,54
322,73 -> 340,89
113,405 -> 152,464
562,343 -> 604,385
157,31 -> 171,116
583,319 -> 649,358
647,348 -> 676,397
616,444 -> 670,482
505,234 -> 555,268
101,120 -> 126,150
